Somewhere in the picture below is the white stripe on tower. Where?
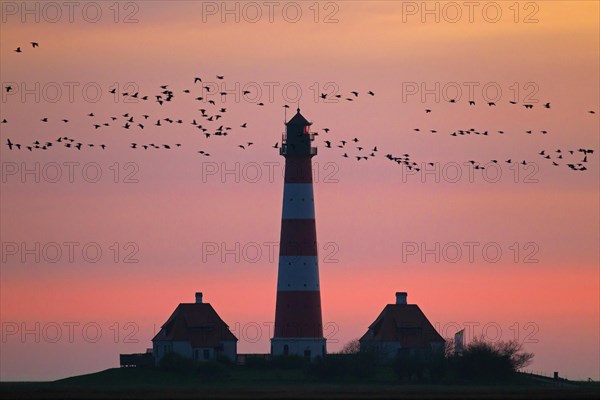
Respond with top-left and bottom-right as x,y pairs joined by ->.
281,184 -> 315,219
277,256 -> 320,291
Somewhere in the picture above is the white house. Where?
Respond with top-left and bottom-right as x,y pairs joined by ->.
152,292 -> 237,365
359,292 -> 445,361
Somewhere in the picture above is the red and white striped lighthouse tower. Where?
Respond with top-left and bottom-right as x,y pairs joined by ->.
271,108 -> 326,359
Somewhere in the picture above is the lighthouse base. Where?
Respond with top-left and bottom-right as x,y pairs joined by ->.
271,337 -> 326,360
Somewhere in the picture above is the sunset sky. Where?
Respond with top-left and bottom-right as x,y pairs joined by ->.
0,1 -> 598,381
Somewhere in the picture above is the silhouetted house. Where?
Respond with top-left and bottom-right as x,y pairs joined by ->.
152,292 -> 237,365
359,292 -> 445,360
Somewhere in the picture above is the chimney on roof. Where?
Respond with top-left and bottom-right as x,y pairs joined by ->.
396,292 -> 407,305
195,292 -> 203,304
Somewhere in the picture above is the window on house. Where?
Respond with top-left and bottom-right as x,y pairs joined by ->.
203,349 -> 210,360
283,345 -> 289,356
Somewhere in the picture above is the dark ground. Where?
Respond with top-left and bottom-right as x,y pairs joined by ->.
1,367 -> 599,399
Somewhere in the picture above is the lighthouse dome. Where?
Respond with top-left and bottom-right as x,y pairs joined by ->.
286,109 -> 311,126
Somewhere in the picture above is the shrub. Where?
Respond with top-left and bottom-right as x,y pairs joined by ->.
215,354 -> 234,366
159,352 -> 232,379
339,339 -> 361,354
393,349 -> 429,382
244,354 -> 307,370
244,355 -> 271,369
197,360 -> 231,379
394,347 -> 448,383
452,337 -> 533,383
306,353 -> 377,380
270,355 -> 308,369
393,338 -> 534,384
159,352 -> 196,374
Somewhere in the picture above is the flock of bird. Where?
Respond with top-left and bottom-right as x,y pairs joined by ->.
2,41 -> 597,173
318,135 -> 593,172
312,98 -> 596,171
537,148 -> 593,171
5,136 -> 109,151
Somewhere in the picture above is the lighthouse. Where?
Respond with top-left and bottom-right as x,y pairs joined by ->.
271,109 -> 326,359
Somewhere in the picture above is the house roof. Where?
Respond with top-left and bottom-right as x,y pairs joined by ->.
359,304 -> 445,348
152,303 -> 237,347
286,109 -> 311,126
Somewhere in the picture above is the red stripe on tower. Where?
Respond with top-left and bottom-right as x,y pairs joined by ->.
271,109 -> 326,359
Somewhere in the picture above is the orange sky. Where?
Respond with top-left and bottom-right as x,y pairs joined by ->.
0,1 -> 599,381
